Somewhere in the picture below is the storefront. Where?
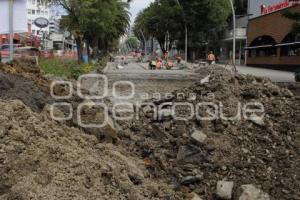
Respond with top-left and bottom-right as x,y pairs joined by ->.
246,0 -> 300,71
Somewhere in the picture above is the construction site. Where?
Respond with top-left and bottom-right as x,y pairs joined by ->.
0,57 -> 299,200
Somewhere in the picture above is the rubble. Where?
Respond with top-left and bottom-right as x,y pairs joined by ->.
119,66 -> 300,199
238,184 -> 270,200
190,130 -> 207,145
216,181 -> 234,199
0,100 -> 184,200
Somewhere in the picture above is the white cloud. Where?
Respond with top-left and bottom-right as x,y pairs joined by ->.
130,0 -> 154,24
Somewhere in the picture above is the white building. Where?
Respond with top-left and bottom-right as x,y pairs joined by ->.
26,0 -> 50,36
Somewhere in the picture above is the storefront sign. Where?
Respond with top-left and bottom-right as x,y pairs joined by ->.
260,0 -> 292,15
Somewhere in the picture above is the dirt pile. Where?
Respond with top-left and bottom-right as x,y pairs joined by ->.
0,72 -> 53,112
0,100 -> 185,200
118,66 -> 300,199
0,58 -> 40,75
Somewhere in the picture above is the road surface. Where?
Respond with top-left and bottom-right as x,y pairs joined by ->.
220,64 -> 295,83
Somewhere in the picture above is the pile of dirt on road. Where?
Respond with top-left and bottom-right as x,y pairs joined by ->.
0,99 -> 186,200
118,66 -> 300,199
0,58 -> 40,75
0,72 -> 53,112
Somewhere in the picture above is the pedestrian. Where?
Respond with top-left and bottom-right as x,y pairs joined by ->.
207,51 -> 216,65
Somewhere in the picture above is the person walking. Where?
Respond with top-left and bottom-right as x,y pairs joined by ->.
207,51 -> 216,65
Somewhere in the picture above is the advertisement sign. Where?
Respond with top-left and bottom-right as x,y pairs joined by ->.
0,0 -> 27,34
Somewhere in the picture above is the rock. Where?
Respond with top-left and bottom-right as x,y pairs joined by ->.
216,181 -> 234,200
239,184 -> 270,200
180,175 -> 203,185
249,116 -> 265,127
191,193 -> 203,200
191,130 -> 207,145
163,121 -> 172,131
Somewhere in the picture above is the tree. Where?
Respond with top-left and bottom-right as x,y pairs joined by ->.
126,37 -> 140,50
134,0 -> 231,58
283,9 -> 300,34
43,0 -> 131,63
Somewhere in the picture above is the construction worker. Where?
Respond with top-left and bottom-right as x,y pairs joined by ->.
207,51 -> 216,65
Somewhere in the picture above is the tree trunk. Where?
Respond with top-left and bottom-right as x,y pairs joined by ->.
75,36 -> 83,64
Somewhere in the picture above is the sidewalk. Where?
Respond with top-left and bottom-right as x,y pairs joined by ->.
218,64 -> 295,83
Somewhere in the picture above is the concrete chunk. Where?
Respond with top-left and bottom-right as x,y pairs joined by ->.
191,130 -> 207,144
216,181 -> 234,200
239,184 -> 270,200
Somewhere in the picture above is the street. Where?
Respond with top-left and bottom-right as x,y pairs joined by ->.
104,60 -> 295,83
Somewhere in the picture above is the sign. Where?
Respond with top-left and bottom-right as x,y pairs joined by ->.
0,0 -> 27,34
34,17 -> 49,29
260,0 -> 299,15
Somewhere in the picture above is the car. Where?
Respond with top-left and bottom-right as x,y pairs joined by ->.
0,44 -> 23,59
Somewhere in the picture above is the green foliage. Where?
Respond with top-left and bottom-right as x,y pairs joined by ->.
134,0 -> 231,52
39,58 -> 94,79
126,37 -> 140,50
46,0 -> 130,62
282,10 -> 300,34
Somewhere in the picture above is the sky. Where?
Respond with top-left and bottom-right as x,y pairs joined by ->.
129,0 -> 154,24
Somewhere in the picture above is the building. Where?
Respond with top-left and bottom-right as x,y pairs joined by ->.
220,16 -> 248,65
49,17 -> 61,34
26,0 -> 50,36
246,0 -> 300,71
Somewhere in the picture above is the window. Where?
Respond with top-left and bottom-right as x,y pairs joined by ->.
27,9 -> 31,15
37,10 -> 40,15
32,10 -> 35,15
248,35 -> 277,57
280,33 -> 300,56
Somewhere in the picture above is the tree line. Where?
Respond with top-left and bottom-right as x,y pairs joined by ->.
44,0 -> 132,63
134,0 -> 248,60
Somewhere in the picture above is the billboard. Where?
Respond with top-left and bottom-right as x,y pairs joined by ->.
0,0 -> 27,34
248,0 -> 295,19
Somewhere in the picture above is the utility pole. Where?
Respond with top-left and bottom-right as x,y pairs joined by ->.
9,0 -> 14,62
229,0 -> 236,66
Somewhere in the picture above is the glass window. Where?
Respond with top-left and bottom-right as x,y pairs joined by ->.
27,9 -> 31,14
32,10 -> 35,15
281,45 -> 300,56
37,10 -> 40,15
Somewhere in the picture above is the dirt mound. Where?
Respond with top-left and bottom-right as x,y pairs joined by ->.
0,58 -> 40,75
0,100 -> 184,200
119,66 -> 300,199
0,72 -> 53,112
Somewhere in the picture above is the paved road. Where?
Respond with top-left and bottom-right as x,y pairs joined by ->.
220,64 -> 295,83
104,60 -> 295,83
104,62 -> 198,80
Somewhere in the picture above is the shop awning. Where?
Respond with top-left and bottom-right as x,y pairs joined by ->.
244,45 -> 274,50
275,41 -> 300,47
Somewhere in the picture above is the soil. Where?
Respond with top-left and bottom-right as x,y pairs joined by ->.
1,61 -> 299,200
118,66 -> 300,200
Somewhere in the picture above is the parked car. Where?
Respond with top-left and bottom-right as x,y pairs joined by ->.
0,44 -> 23,59
14,47 -> 40,57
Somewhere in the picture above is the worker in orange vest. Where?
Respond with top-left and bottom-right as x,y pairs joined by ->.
207,51 -> 216,65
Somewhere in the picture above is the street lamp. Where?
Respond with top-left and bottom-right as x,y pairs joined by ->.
175,0 -> 188,62
229,0 -> 236,66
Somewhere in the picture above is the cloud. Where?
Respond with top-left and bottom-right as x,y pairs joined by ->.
130,0 -> 154,24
